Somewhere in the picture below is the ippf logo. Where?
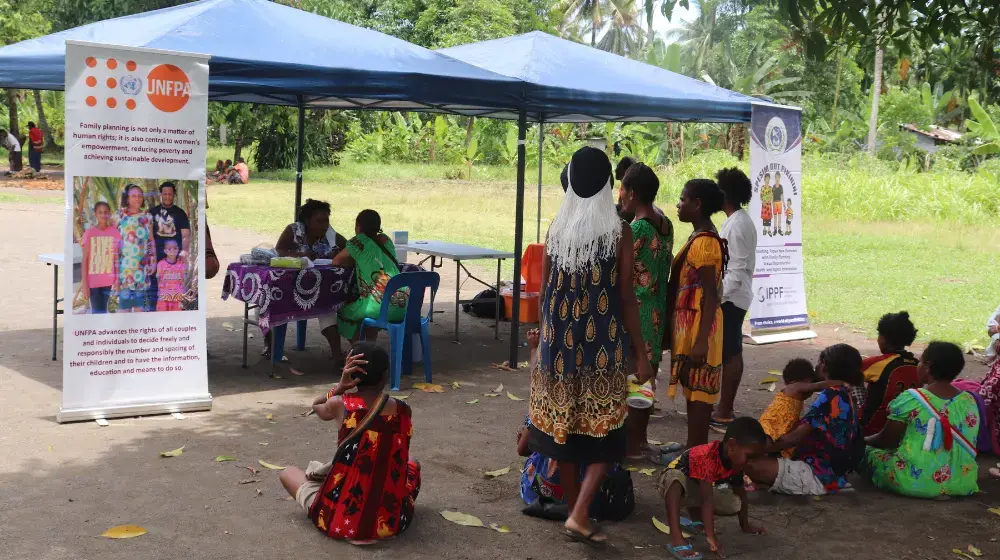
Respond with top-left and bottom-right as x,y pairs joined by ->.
757,286 -> 785,303
146,64 -> 191,113
81,56 -> 189,113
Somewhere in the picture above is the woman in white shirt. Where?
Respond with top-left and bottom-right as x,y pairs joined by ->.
710,168 -> 757,431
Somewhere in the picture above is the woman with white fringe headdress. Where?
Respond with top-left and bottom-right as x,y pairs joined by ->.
527,146 -> 653,546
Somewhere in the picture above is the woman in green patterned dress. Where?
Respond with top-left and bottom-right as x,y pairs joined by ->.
332,209 -> 408,343
619,163 -> 674,458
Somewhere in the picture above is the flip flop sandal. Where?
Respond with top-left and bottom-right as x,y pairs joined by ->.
680,517 -> 706,535
659,442 -> 684,454
667,543 -> 703,559
651,450 -> 683,466
563,526 -> 607,548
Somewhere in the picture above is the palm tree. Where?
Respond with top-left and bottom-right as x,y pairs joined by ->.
596,2 -> 643,57
640,0 -> 659,53
866,45 -> 883,155
666,0 -> 719,76
557,0 -> 638,49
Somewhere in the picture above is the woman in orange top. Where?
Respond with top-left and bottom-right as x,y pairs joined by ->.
667,179 -> 728,448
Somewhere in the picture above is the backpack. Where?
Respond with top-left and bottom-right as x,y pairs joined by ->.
463,288 -> 505,319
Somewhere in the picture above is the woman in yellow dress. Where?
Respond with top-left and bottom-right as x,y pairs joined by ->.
666,179 -> 728,448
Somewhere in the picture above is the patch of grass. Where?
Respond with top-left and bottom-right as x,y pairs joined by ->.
207,162 -> 999,347
0,191 -> 61,204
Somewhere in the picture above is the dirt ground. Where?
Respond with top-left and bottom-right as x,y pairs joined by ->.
1,199 -> 998,560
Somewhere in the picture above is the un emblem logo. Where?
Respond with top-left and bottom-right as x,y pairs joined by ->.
119,74 -> 142,96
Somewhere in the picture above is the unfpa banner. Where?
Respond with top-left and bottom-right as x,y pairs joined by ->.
60,41 -> 211,422
746,103 -> 816,344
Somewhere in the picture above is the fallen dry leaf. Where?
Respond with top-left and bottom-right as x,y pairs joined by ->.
953,549 -> 974,560
626,467 -> 638,472
238,479 -> 257,484
652,517 -> 691,538
258,460 -> 285,470
440,510 -> 485,528
258,442 -> 269,446
289,368 -> 305,376
215,455 -> 237,462
483,466 -> 511,479
968,545 -> 982,557
483,393 -> 500,397
102,525 -> 147,539
650,414 -> 664,419
759,376 -> 780,384
451,381 -> 461,389
767,382 -> 778,392
491,363 -> 515,372
493,383 -> 504,393
159,446 -> 184,458
466,399 -> 479,404
489,523 -> 512,533
255,488 -> 264,497
270,374 -> 283,379
392,393 -> 411,400
266,413 -> 274,420
412,383 -> 445,393
767,369 -> 781,376
988,507 -> 1000,517
647,439 -> 663,446
506,391 -> 523,401
639,468 -> 656,476
221,322 -> 235,331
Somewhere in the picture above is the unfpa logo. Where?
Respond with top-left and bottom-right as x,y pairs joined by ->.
147,64 -> 191,113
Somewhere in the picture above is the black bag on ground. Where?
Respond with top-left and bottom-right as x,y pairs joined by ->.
463,288 -> 505,319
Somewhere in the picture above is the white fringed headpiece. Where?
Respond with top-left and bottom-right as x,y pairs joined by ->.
546,165 -> 622,275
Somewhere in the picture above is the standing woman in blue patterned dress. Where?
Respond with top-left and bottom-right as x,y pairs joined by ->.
528,146 -> 652,545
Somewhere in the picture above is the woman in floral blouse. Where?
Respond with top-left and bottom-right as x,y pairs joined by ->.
865,341 -> 980,498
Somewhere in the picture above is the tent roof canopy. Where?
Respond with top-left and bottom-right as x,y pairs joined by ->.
0,0 -> 527,115
439,31 -> 755,123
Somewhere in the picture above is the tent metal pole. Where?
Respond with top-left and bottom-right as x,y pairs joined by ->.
536,121 -> 543,243
509,110 -> 528,368
294,96 -> 305,220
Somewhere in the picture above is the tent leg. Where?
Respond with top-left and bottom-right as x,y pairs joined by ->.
294,97 -> 304,220
536,122 -> 543,243
509,110 -> 528,368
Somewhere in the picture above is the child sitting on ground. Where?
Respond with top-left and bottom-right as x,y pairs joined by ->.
279,343 -> 420,543
658,417 -> 768,559
759,358 -> 842,457
155,240 -> 187,311
517,328 -> 634,522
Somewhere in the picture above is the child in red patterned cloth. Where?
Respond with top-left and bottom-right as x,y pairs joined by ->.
279,342 -> 420,543
656,417 -> 768,559
155,240 -> 186,311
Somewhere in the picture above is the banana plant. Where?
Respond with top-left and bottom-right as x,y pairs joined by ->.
967,95 -> 1000,155
463,131 -> 481,180
920,82 -> 957,124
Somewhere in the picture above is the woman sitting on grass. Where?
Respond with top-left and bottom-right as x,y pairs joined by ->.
865,341 -> 980,498
333,209 -> 408,342
280,343 -> 420,543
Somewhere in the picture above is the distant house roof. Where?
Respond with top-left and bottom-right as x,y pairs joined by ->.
901,124 -> 964,143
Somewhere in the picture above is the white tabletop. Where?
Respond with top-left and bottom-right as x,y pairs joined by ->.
397,241 -> 514,261
38,252 -> 80,265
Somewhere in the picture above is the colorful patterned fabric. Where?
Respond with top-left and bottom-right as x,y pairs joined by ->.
338,233 -> 407,340
156,259 -> 186,303
289,221 -> 336,259
760,184 -> 772,223
664,440 -> 743,487
667,233 -> 724,405
759,391 -> 805,458
631,217 -> 673,367
530,252 -> 630,453
862,352 -> 920,435
309,394 -> 419,540
790,386 -> 860,493
978,360 -> 1000,454
866,389 -> 979,498
116,210 -> 154,291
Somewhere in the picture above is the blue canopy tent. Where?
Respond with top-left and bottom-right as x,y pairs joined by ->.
440,31 -> 757,364
0,0 -> 528,213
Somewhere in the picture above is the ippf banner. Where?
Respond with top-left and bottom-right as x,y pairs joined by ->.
747,103 -> 814,342
60,41 -> 211,422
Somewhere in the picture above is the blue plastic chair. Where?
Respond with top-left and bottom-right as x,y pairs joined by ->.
360,271 -> 440,391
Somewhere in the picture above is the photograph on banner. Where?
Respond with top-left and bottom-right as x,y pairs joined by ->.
72,176 -> 199,315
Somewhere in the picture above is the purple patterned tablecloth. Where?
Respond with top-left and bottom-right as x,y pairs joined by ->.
221,263 -> 421,334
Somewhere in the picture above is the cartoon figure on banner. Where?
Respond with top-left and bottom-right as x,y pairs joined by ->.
760,172 -> 772,237
785,198 -> 794,235
772,172 -> 784,236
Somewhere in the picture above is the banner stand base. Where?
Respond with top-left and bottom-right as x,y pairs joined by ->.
744,330 -> 817,346
57,395 -> 213,424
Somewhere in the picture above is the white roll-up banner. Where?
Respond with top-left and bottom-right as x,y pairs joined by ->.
60,41 -> 211,422
747,103 -> 815,344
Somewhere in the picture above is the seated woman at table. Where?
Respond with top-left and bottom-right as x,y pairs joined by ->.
276,198 -> 347,260
264,199 -> 348,366
333,209 -> 408,342
865,341 -> 980,498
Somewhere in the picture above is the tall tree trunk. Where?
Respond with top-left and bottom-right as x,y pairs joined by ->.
233,138 -> 243,162
866,46 -> 884,155
5,89 -> 20,138
646,0 -> 655,55
32,90 -> 55,147
464,117 -> 475,148
831,49 -> 844,125
591,21 -> 597,46
679,124 -> 685,161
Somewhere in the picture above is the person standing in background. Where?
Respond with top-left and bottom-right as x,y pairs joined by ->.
27,122 -> 43,172
1,128 -> 22,174
711,168 -> 757,433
